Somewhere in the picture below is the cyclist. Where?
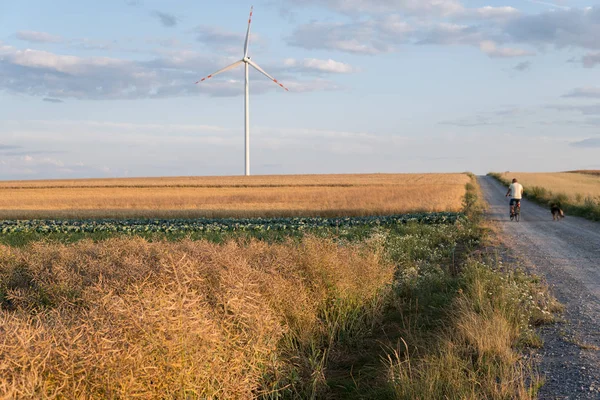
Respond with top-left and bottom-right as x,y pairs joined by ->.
505,178 -> 524,217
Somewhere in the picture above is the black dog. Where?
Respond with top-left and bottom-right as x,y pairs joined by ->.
550,203 -> 564,221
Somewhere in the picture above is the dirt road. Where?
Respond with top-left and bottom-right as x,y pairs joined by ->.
479,176 -> 600,399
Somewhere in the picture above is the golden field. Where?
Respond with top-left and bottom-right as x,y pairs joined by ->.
0,173 -> 470,219
0,236 -> 394,398
496,172 -> 600,204
570,170 -> 600,176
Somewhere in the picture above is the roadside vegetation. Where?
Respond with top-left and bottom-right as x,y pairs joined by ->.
0,173 -> 559,398
329,175 -> 560,399
488,171 -> 600,221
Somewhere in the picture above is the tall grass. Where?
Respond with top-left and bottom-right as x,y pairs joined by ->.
387,259 -> 559,399
0,236 -> 395,398
388,264 -> 537,400
489,172 -> 600,221
379,177 -> 559,399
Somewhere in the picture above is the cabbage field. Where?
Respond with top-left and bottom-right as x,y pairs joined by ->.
0,212 -> 463,234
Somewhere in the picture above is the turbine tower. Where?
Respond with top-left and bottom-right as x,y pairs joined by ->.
195,6 -> 288,176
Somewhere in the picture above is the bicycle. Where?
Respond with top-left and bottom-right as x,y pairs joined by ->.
509,200 -> 521,222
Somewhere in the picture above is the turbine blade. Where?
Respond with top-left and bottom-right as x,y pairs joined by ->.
195,60 -> 243,84
248,60 -> 289,91
244,6 -> 253,58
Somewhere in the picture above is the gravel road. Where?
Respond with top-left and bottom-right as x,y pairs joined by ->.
479,176 -> 600,400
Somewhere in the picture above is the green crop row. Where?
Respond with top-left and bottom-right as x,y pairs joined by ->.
0,212 -> 463,234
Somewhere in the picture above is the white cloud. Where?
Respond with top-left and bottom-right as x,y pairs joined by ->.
16,30 -> 63,43
563,87 -> 600,98
13,120 -> 227,133
379,15 -> 414,35
523,0 -> 570,11
286,3 -> 600,62
13,32 -> 115,52
471,6 -> 520,19
284,58 -> 358,74
549,104 -> 600,115
417,23 -> 484,45
9,49 -> 127,74
479,40 -> 534,58
301,58 -> 357,73
505,7 -> 600,50
287,21 -> 397,55
285,78 -> 344,92
287,15 -> 539,61
0,154 -> 92,178
0,44 -> 340,100
0,41 -> 14,53
289,0 -> 522,22
195,26 -> 240,43
193,25 -> 263,54
289,0 -> 465,16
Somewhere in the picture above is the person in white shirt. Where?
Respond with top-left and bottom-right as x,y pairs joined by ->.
505,178 -> 524,213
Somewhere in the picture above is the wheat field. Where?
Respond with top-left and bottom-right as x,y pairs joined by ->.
0,173 -> 470,219
497,172 -> 600,204
569,170 -> 600,176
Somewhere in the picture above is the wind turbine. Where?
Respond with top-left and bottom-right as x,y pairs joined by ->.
195,6 -> 288,176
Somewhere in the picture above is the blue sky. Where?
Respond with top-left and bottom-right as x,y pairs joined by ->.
1,0 -> 599,179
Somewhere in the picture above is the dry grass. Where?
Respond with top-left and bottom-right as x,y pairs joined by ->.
496,172 -> 600,204
0,173 -> 470,219
0,236 -> 395,399
386,260 -> 553,399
